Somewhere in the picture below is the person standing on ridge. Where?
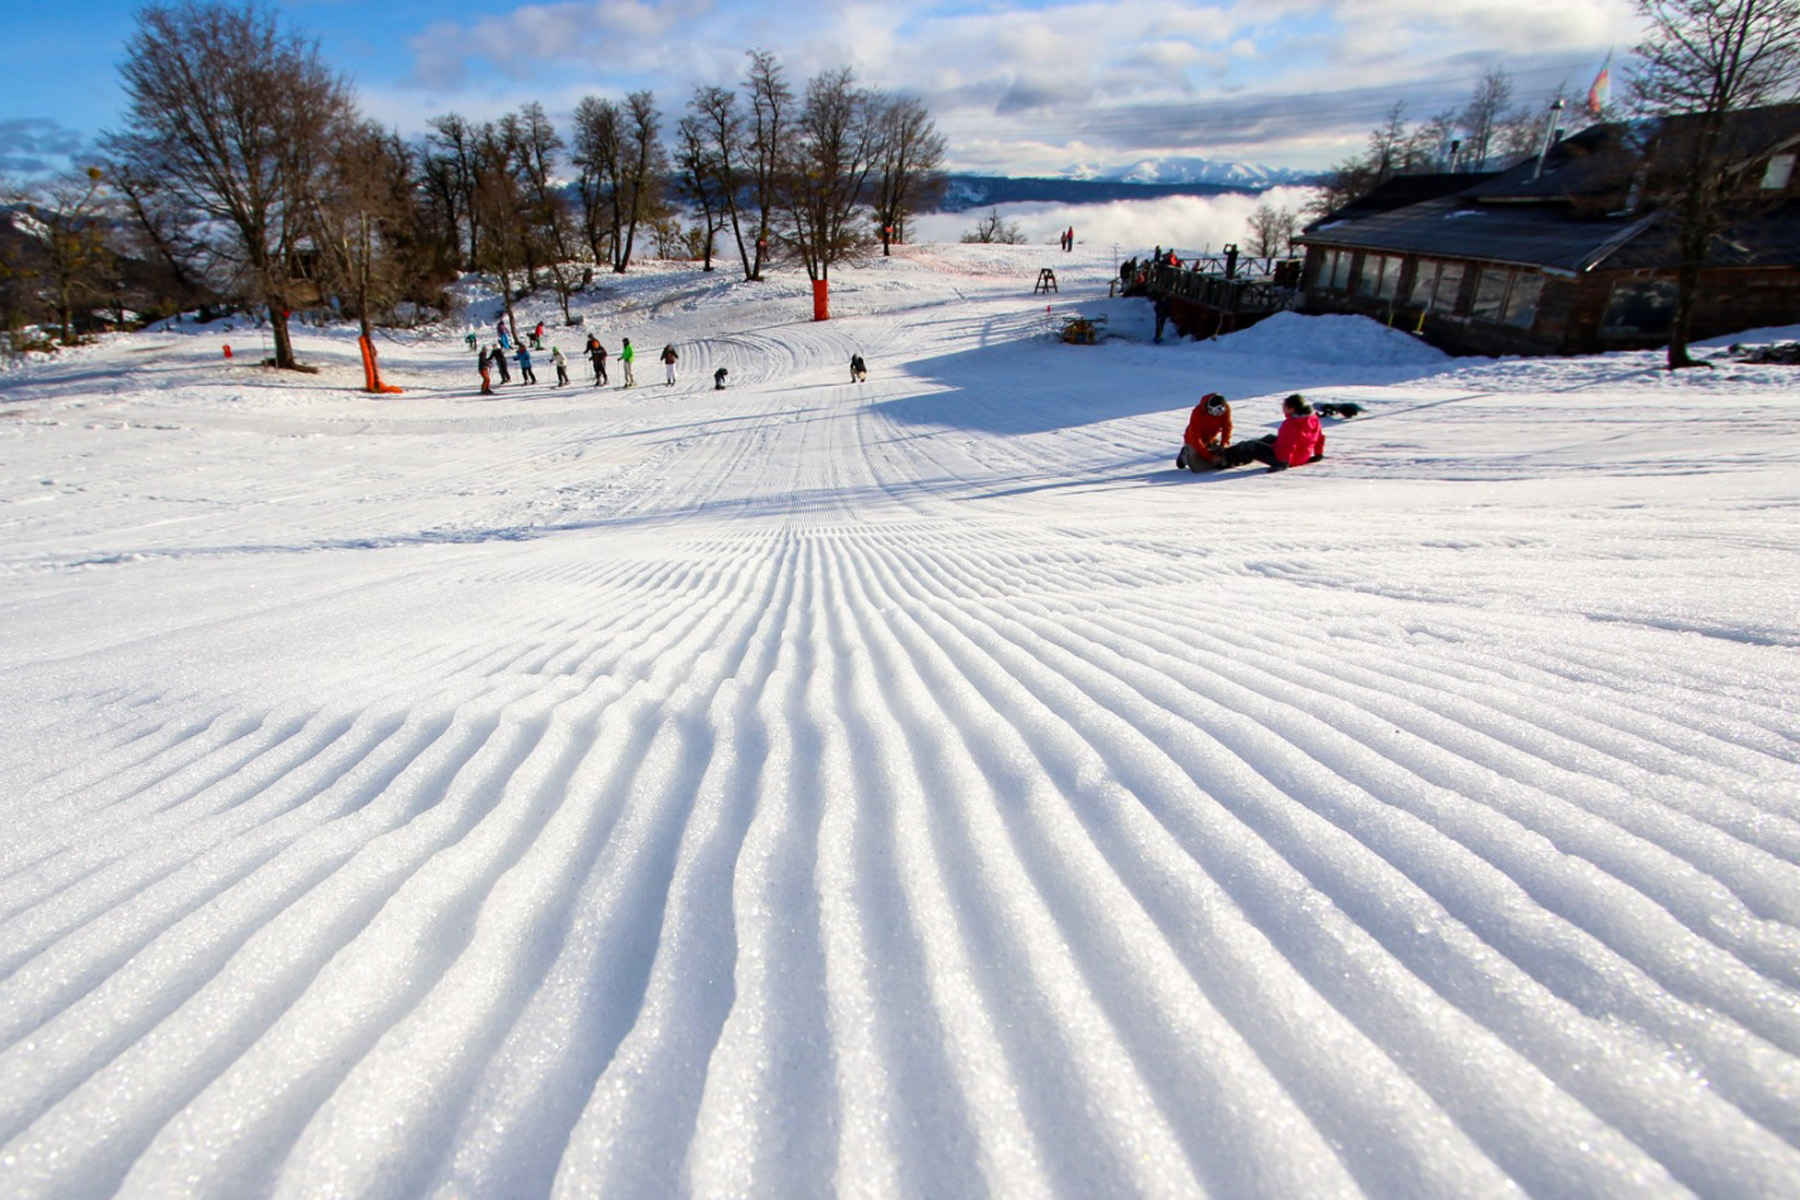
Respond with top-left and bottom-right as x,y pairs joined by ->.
621,338 -> 636,387
588,338 -> 608,386
551,344 -> 569,386
515,342 -> 536,385
661,343 -> 679,386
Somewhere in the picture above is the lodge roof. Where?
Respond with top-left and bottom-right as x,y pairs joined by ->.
1303,196 -> 1654,273
1300,104 -> 1800,274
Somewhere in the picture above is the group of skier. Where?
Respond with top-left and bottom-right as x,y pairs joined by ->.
473,319 -> 878,399
1175,391 -> 1330,474
474,318 -> 684,396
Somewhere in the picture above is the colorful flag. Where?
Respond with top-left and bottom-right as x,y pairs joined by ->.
1587,51 -> 1613,116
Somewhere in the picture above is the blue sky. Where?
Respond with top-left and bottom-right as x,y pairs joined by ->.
0,0 -> 1637,178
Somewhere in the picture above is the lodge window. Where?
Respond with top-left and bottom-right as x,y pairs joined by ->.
1603,280 -> 1678,335
1410,259 -> 1464,313
1469,266 -> 1543,329
1356,254 -> 1401,301
1763,154 -> 1795,190
1326,249 -> 1353,291
1503,274 -> 1543,327
1470,268 -> 1509,320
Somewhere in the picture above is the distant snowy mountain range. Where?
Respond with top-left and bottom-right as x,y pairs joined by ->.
1077,157 -> 1316,188
935,159 -> 1316,212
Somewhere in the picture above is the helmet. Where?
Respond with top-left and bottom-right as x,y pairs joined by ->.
1203,393 -> 1227,414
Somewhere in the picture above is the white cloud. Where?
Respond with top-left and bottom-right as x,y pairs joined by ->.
408,0 -> 712,86
1122,40 -> 1209,71
386,0 -> 1632,174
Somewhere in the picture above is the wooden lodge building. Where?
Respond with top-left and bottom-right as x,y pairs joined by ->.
1293,105 -> 1800,357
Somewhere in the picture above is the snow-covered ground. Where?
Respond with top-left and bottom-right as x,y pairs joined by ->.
2,244 -> 1798,1200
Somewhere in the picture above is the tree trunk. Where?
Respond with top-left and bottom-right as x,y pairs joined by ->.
267,300 -> 296,369
1666,255 -> 1704,369
59,282 -> 76,346
616,213 -> 639,274
498,265 -> 519,343
725,198 -> 752,280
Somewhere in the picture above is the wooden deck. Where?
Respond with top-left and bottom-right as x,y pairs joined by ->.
1128,254 -> 1305,337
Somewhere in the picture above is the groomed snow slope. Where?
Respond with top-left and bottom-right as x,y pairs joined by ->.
2,245 -> 1798,1200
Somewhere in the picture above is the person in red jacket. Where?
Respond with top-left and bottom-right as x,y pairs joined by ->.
1176,392 -> 1233,471
1236,393 -> 1326,471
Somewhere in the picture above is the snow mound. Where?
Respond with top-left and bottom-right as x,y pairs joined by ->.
1214,311 -> 1451,367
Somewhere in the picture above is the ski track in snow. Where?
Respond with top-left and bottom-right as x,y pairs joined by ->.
2,246 -> 1799,1199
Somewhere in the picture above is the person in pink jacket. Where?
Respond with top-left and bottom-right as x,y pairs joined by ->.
1235,394 -> 1326,471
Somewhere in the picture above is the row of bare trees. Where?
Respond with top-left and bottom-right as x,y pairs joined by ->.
5,1 -> 946,365
1306,67 -> 1590,218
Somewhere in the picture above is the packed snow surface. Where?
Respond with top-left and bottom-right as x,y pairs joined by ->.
2,245 -> 1799,1200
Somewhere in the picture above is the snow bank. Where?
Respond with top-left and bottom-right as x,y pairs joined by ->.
1210,311 -> 1451,367
1,244 -> 1797,1200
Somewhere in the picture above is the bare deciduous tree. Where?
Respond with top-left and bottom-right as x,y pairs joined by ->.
1460,67 -> 1516,169
312,121 -> 420,341
1405,108 -> 1463,170
422,114 -> 482,272
674,114 -> 725,271
471,118 -> 530,340
510,102 -> 578,321
779,68 -> 882,283
961,208 -> 1025,244
1631,0 -> 1800,367
107,0 -> 352,369
613,91 -> 669,273
744,50 -> 792,281
689,84 -> 754,279
28,167 -> 116,344
1245,202 -> 1301,257
869,94 -> 946,256
571,96 -> 621,267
